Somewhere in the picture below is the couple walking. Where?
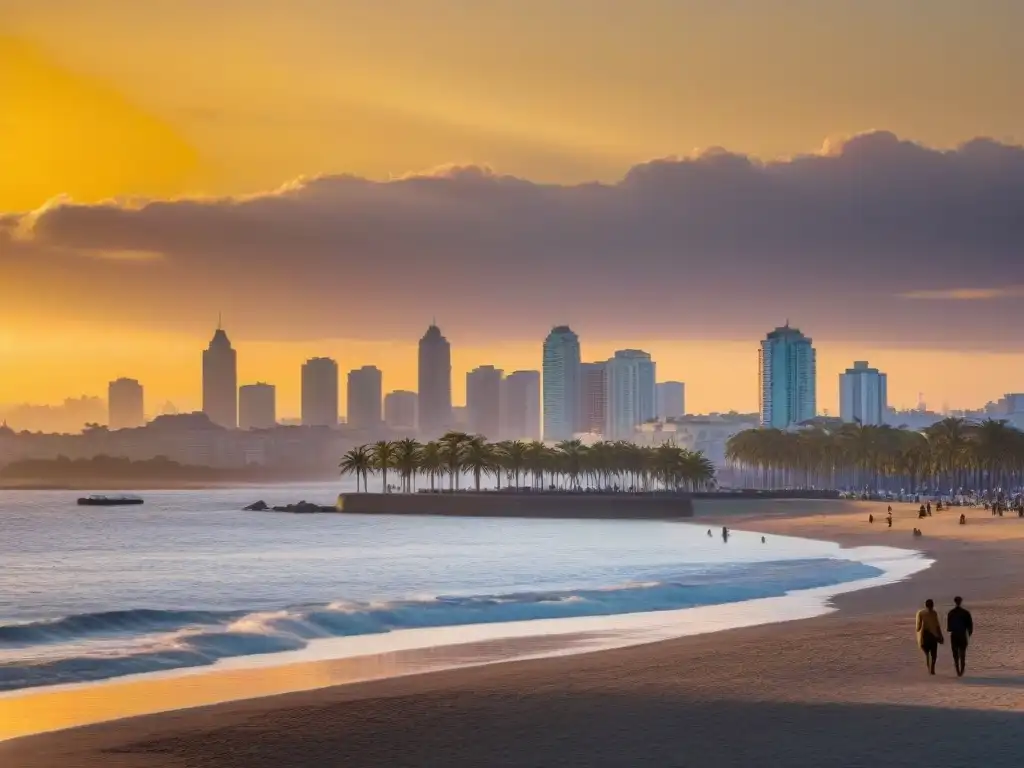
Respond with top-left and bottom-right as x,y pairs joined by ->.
915,597 -> 974,676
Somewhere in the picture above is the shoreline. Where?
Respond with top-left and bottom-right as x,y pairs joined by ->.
0,533 -> 926,742
5,499 -> 1024,766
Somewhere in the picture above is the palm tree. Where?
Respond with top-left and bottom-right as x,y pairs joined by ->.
555,439 -> 588,490
419,440 -> 444,491
392,438 -> 422,493
339,445 -> 373,492
439,431 -> 470,490
370,440 -> 399,492
462,436 -> 498,491
498,440 -> 529,490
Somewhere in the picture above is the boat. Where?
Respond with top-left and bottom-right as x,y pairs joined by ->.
77,495 -> 145,506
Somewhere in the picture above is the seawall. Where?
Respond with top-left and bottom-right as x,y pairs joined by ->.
336,492 -> 694,519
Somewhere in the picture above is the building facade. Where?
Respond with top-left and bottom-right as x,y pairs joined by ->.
417,324 -> 452,438
839,361 -> 887,425
578,362 -> 607,435
202,326 -> 238,429
501,370 -> 541,441
108,378 -> 145,430
466,365 -> 503,438
542,326 -> 581,442
301,357 -> 339,427
238,383 -> 277,430
347,366 -> 383,429
603,350 -> 655,439
656,381 -> 686,421
384,390 -> 418,432
759,324 -> 816,428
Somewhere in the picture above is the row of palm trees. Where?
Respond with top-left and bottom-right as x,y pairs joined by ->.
725,418 -> 1024,493
339,431 -> 716,493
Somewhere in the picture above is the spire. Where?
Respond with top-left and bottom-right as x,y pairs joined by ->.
217,311 -> 222,330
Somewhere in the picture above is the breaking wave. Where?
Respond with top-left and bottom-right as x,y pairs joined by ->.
0,557 -> 880,692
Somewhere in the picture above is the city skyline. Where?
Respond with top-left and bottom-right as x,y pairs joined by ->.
3,318 -> 1024,426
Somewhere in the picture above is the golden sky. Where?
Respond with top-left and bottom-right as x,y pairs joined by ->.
2,1 -> 1023,415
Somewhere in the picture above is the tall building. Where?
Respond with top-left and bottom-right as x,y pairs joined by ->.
384,390 -> 418,432
604,350 -> 655,440
238,382 -> 276,430
108,378 -> 144,429
202,325 -> 237,428
578,362 -> 607,434
347,366 -> 383,429
417,324 -> 452,437
759,323 -> 817,428
466,365 -> 503,438
839,362 -> 887,425
616,349 -> 656,423
656,381 -> 686,421
301,357 -> 339,427
501,370 -> 541,441
542,325 -> 581,441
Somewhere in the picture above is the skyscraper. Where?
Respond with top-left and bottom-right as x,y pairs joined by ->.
466,365 -> 503,438
301,357 -> 339,427
542,326 -> 581,442
759,323 -> 817,428
578,362 -> 607,434
108,378 -> 144,429
347,366 -> 383,429
616,349 -> 656,423
238,382 -> 276,430
417,324 -> 452,437
839,362 -> 887,425
384,390 -> 418,432
501,370 -> 541,441
202,325 -> 237,428
656,381 -> 686,421
604,350 -> 655,439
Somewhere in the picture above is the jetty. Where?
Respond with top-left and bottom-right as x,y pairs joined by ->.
334,491 -> 694,520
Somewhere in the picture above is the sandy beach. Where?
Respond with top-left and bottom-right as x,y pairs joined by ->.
4,499 -> 1024,767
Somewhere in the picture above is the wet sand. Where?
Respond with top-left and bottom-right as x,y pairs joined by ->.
4,499 -> 1024,767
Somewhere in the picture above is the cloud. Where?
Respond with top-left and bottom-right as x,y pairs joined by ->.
900,287 -> 1024,301
4,131 -> 1024,349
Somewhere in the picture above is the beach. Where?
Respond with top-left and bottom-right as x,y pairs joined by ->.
4,499 -> 1024,767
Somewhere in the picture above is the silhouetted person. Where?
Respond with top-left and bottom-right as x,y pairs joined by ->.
761,536 -> 766,544
947,596 -> 974,677
916,599 -> 944,675
869,514 -> 874,523
721,526 -> 729,542
707,529 -> 713,537
959,513 -> 966,525
927,502 -> 933,515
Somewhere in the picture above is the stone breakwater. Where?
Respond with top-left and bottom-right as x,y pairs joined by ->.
335,492 -> 695,519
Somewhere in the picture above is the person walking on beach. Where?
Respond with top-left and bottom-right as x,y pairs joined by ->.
947,596 -> 974,677
916,599 -> 944,675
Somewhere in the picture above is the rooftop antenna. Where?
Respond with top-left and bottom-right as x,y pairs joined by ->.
217,311 -> 222,330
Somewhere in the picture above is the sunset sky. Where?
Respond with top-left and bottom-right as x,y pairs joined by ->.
2,0 -> 1024,417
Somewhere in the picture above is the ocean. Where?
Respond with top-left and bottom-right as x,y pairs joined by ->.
0,485 -> 928,693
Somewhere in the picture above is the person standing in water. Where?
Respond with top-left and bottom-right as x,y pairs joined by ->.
916,599 -> 944,675
947,596 -> 974,677
721,526 -> 729,542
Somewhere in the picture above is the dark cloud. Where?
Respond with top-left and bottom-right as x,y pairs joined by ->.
5,132 -> 1024,348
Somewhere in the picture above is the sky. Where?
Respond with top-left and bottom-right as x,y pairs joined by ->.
2,0 -> 1024,417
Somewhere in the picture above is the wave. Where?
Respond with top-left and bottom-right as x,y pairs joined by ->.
0,558 -> 881,692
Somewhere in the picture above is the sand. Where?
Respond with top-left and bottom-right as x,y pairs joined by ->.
4,498 -> 1024,767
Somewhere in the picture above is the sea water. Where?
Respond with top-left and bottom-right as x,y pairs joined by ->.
0,485 -> 927,693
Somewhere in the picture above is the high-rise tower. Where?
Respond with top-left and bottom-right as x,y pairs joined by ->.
542,326 -> 581,442
759,323 -> 817,428
417,324 -> 452,438
202,323 -> 237,428
301,357 -> 339,427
